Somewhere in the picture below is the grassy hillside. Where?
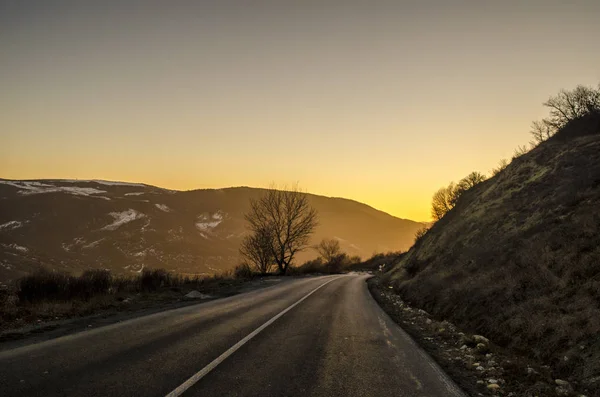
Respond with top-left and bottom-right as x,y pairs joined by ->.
384,113 -> 600,392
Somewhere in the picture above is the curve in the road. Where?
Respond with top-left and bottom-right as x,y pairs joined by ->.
0,274 -> 465,397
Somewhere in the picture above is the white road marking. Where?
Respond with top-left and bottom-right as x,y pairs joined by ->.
164,276 -> 341,397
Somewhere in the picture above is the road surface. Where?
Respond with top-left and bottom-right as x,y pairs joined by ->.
0,274 -> 465,397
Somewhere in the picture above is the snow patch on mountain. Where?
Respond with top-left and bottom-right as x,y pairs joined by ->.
82,239 -> 104,249
102,209 -> 145,231
60,179 -> 146,187
0,180 -> 107,197
0,221 -> 22,231
0,181 -> 52,189
2,243 -> 28,253
155,204 -> 171,212
124,192 -> 144,196
141,218 -> 156,233
196,211 -> 224,232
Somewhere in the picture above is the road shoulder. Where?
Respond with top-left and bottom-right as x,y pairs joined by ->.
368,276 -> 578,397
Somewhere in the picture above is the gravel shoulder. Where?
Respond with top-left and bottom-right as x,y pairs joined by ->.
368,276 -> 592,397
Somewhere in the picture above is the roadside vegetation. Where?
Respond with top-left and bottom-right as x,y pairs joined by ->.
375,83 -> 600,396
0,245 -> 384,335
0,266 -> 254,333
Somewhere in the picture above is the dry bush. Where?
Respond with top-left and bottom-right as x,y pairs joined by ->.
292,258 -> 325,275
233,263 -> 255,279
491,158 -> 509,176
18,269 -> 112,302
413,226 -> 430,247
140,268 -> 172,291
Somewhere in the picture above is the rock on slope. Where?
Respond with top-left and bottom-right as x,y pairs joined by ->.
385,113 -> 600,393
0,181 -> 423,283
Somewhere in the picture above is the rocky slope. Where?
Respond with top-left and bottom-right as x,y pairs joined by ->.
384,113 -> 600,395
0,180 -> 422,284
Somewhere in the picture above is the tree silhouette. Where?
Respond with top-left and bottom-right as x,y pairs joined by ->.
531,83 -> 600,144
432,172 -> 487,221
431,183 -> 456,221
244,185 -> 318,274
239,226 -> 274,274
315,238 -> 342,264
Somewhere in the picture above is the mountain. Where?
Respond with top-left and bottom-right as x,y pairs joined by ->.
384,113 -> 600,390
0,180 -> 423,284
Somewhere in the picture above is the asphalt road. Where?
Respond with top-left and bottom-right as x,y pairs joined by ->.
0,274 -> 465,397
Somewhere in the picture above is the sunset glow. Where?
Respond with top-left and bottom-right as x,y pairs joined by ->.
2,1 -> 599,220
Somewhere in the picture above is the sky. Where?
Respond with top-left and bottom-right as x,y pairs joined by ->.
1,1 -> 599,221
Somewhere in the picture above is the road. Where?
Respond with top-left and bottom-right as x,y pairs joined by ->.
0,274 -> 465,397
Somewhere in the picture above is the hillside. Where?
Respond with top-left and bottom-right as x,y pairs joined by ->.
0,180 -> 422,284
384,113 -> 600,393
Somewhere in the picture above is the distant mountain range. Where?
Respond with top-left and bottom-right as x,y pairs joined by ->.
0,179 -> 423,284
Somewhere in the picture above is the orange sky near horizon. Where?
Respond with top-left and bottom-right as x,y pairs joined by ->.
1,1 -> 599,221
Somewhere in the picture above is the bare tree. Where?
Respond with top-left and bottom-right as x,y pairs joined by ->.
315,238 -> 342,263
512,145 -> 530,159
432,172 -> 487,221
244,185 -> 318,274
544,85 -> 600,128
530,120 -> 553,145
452,172 -> 487,206
491,159 -> 509,176
239,227 -> 274,275
431,183 -> 456,221
530,83 -> 600,144
457,172 -> 487,191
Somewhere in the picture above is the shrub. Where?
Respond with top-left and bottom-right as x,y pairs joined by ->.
491,159 -> 509,176
293,258 -> 324,274
81,269 -> 112,295
233,263 -> 254,279
140,268 -> 171,291
17,268 -> 114,302
325,253 -> 349,273
18,270 -> 72,302
432,171 -> 487,221
413,226 -> 430,246
348,255 -> 362,266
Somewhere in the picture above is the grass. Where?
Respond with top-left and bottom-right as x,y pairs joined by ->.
383,117 -> 600,394
0,265 -> 256,332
